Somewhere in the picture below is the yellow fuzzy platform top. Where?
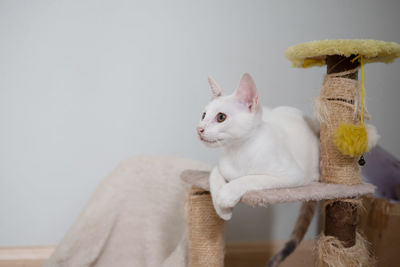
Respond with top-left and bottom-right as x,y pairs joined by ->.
285,39 -> 400,68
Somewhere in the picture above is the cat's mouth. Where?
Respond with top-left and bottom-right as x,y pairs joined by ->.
200,136 -> 222,144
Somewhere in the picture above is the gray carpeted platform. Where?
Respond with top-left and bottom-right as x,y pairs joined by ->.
181,169 -> 375,207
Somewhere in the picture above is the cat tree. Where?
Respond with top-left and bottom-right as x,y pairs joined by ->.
285,39 -> 400,266
182,39 -> 400,267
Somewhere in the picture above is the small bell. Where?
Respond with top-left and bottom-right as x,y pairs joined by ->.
358,155 -> 366,166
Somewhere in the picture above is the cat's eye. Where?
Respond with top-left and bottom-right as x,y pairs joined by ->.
201,112 -> 206,120
216,113 -> 227,123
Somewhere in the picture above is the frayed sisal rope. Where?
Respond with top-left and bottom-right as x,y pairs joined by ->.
314,67 -> 370,132
316,232 -> 375,267
314,67 -> 367,185
187,187 -> 225,267
323,198 -> 365,213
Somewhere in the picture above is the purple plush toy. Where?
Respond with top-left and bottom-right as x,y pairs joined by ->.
362,145 -> 400,201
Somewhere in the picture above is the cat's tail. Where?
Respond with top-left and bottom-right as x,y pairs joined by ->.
266,201 -> 317,267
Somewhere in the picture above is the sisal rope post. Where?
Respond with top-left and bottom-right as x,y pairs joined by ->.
285,39 -> 400,266
315,55 -> 373,267
187,186 -> 225,267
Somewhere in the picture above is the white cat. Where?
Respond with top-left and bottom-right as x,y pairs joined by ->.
197,73 -> 320,220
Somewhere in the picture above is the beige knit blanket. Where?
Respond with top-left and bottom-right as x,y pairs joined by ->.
44,155 -> 210,267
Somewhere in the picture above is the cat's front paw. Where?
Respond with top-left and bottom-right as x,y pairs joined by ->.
216,184 -> 241,210
215,205 -> 233,221
211,196 -> 232,221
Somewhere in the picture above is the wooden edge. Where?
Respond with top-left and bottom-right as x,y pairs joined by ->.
0,241 -> 314,267
0,246 -> 54,260
0,246 -> 54,267
225,240 -> 314,267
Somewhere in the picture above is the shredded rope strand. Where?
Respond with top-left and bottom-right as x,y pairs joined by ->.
351,55 -> 365,125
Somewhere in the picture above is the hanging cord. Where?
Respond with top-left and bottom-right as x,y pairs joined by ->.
351,55 -> 365,125
352,55 -> 367,165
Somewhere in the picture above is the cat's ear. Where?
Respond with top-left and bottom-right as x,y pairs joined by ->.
234,73 -> 258,112
208,76 -> 223,98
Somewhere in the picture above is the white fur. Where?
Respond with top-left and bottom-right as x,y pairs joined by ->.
365,123 -> 380,150
198,73 -> 320,220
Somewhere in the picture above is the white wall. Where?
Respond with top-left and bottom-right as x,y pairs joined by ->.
1,0 -> 399,246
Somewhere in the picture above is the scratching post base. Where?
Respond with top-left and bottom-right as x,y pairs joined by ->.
317,199 -> 376,267
316,232 -> 375,267
187,186 -> 225,267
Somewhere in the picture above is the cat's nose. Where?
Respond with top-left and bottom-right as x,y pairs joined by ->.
197,127 -> 205,135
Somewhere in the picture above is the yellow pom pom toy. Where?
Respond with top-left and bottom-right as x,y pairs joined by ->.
334,55 -> 369,157
334,124 -> 368,156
